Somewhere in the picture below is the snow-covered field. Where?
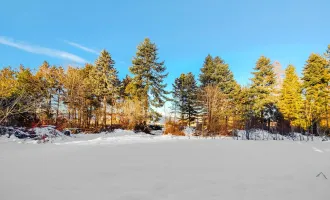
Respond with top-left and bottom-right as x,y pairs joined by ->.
1,130 -> 330,200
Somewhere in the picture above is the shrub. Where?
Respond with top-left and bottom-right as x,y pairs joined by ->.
164,120 -> 185,136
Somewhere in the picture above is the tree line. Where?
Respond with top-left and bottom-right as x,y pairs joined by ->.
0,39 -> 329,135
172,46 -> 330,136
0,38 -> 168,131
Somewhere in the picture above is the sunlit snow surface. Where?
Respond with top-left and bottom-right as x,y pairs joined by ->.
1,129 -> 330,200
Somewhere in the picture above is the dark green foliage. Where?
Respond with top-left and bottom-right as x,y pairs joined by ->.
94,49 -> 119,97
302,53 -> 329,132
249,56 -> 277,130
94,49 -> 120,127
172,72 -> 199,126
199,54 -> 214,87
199,55 -> 236,94
129,38 -> 169,120
250,56 -> 276,114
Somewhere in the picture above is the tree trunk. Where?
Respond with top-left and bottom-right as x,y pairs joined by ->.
48,93 -> 52,120
68,109 -> 71,127
79,108 -> 82,128
55,93 -> 60,125
95,110 -> 98,128
89,105 -> 92,128
261,111 -> 264,130
225,116 -> 228,134
188,110 -> 191,127
110,100 -> 113,127
103,96 -> 107,128
326,96 -> 329,134
74,108 -> 77,127
267,118 -> 271,131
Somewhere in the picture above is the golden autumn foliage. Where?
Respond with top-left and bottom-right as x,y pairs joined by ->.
0,67 -> 17,98
164,120 -> 185,136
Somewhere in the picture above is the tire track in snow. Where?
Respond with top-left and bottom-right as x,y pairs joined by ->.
312,147 -> 324,153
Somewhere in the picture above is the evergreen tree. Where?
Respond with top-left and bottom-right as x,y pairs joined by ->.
233,85 -> 253,129
278,65 -> 304,129
184,73 -> 199,126
94,50 -> 119,127
35,61 -> 55,121
302,53 -> 329,134
172,74 -> 185,122
324,45 -> 330,133
250,56 -> 276,129
172,73 -> 198,126
199,54 -> 214,87
325,44 -> 330,61
83,64 -> 101,128
52,66 -> 65,124
120,75 -> 132,99
199,55 -> 236,93
199,55 -> 238,133
129,38 -> 169,121
213,56 -> 237,95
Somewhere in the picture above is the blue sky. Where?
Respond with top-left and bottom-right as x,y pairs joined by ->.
1,0 -> 329,87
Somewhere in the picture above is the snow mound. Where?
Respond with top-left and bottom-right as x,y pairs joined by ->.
235,129 -> 327,141
236,129 -> 286,140
31,127 -> 64,137
0,126 -> 69,144
55,129 -> 195,146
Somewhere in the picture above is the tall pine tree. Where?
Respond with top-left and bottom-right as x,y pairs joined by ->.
172,73 -> 198,126
324,45 -> 330,133
94,50 -> 119,127
199,55 -> 238,133
129,38 -> 169,121
199,54 -> 215,87
302,53 -> 329,134
199,55 -> 236,93
213,56 -> 237,95
250,56 -> 276,129
278,65 -> 304,130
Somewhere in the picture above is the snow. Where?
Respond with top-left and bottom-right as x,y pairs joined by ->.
236,129 -> 327,141
31,126 -> 63,136
1,129 -> 330,199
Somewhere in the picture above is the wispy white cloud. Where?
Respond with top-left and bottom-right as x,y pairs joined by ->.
64,40 -> 99,55
0,36 -> 88,64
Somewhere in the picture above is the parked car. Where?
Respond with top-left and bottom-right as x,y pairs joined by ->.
63,130 -> 71,136
63,128 -> 82,135
149,124 -> 163,131
0,126 -> 7,136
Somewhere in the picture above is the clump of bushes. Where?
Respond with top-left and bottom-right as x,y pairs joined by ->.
133,122 -> 151,134
164,120 -> 185,136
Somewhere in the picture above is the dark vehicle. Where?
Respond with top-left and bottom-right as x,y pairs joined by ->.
63,128 -> 82,135
3,127 -> 17,138
0,127 -> 7,136
99,124 -> 123,133
27,130 -> 37,139
14,131 -> 29,139
149,124 -> 163,131
63,130 -> 71,136
134,122 -> 153,134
